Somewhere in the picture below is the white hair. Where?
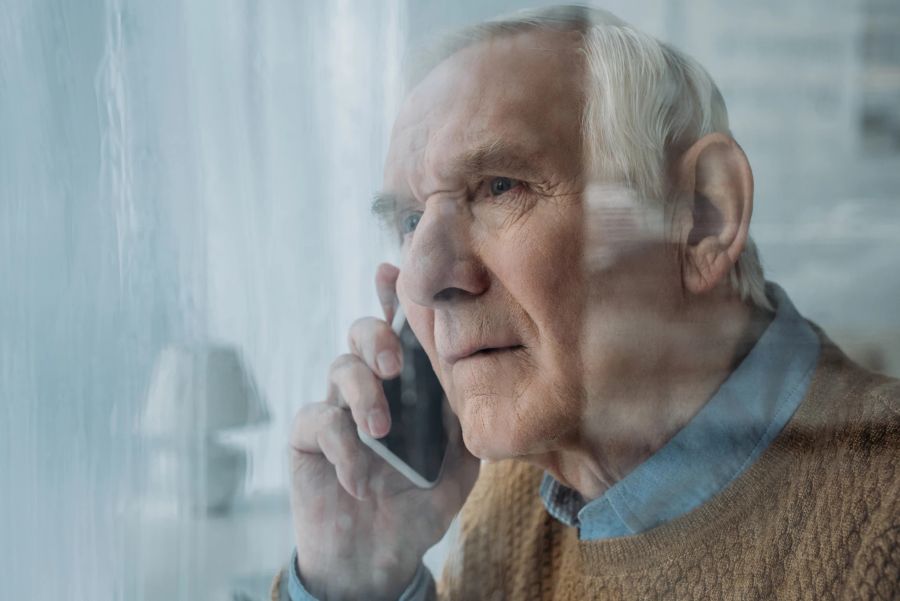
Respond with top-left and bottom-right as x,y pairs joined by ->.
404,5 -> 772,311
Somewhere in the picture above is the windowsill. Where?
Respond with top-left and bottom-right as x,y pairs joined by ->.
135,491 -> 293,601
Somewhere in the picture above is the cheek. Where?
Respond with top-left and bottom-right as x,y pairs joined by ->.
486,205 -> 586,346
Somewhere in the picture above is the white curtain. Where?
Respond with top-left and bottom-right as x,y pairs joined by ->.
1,0 -> 404,599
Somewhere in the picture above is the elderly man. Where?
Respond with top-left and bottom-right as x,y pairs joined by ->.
274,6 -> 899,600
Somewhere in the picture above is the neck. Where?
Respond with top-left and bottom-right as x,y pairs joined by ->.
533,287 -> 773,500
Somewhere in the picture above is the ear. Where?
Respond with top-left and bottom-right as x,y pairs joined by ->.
676,133 -> 753,296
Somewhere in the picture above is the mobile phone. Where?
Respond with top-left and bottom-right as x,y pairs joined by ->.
357,307 -> 448,488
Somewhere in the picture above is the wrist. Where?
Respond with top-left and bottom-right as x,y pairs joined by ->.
294,550 -> 419,601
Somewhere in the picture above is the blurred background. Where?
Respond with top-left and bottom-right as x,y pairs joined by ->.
1,0 -> 898,599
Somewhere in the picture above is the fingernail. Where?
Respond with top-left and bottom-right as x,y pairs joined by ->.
376,350 -> 400,377
367,410 -> 389,438
355,476 -> 369,500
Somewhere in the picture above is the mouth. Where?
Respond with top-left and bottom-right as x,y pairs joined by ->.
447,344 -> 525,365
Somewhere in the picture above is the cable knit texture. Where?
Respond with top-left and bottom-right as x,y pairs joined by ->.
438,336 -> 899,600
272,334 -> 899,600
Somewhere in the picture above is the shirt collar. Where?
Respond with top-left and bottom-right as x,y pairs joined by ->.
541,283 -> 821,539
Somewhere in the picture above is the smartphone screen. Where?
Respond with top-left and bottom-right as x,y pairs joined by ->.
376,317 -> 448,485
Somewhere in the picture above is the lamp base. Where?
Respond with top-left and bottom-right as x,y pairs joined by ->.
198,442 -> 247,514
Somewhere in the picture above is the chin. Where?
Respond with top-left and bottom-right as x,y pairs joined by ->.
460,427 -> 514,461
454,391 -> 570,461
445,356 -> 583,461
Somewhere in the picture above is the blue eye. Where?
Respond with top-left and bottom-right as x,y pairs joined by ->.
401,212 -> 421,234
489,177 -> 520,196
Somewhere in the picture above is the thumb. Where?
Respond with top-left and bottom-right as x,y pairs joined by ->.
375,262 -> 400,324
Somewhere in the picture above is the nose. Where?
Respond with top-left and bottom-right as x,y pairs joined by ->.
402,197 -> 489,308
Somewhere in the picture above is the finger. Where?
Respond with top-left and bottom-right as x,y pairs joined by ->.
347,317 -> 403,379
375,262 -> 400,324
327,353 -> 391,438
290,403 -> 371,500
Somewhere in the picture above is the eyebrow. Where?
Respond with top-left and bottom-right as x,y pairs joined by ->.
370,139 -> 544,223
456,139 -> 543,178
371,192 -> 399,224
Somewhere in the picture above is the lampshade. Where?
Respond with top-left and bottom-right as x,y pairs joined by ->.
142,344 -> 269,437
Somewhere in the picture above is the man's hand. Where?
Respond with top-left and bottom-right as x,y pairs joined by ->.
289,263 -> 480,601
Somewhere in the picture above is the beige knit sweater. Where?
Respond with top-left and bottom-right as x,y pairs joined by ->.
276,337 -> 900,600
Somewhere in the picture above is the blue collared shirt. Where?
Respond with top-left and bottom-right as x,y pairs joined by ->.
286,283 -> 820,599
285,548 -> 434,601
541,283 -> 820,538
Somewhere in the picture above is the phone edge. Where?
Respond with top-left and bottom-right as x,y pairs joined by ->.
358,427 -> 442,489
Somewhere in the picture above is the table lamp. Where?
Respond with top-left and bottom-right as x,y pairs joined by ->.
143,344 -> 269,512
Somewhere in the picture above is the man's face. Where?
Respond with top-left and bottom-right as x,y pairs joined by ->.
381,30 -> 678,460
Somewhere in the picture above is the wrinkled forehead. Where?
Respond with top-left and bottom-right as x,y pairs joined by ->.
384,29 -> 586,196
